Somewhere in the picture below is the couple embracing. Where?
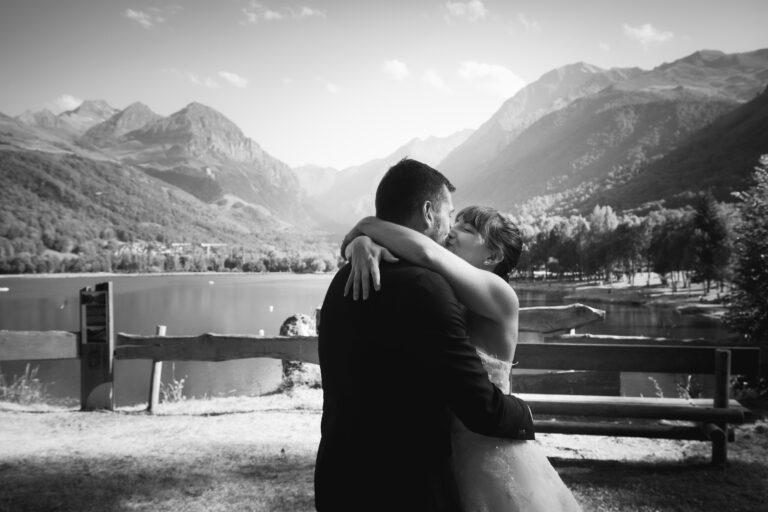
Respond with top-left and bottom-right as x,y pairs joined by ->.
315,159 -> 581,511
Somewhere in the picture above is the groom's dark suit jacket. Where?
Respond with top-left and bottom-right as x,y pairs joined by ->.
315,261 -> 534,512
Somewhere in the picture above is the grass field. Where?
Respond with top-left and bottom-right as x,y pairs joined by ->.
1,390 -> 767,512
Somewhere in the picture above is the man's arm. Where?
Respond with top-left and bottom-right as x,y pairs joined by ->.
414,272 -> 534,440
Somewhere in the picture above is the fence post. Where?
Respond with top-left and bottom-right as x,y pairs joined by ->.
712,349 -> 731,466
79,282 -> 114,410
147,325 -> 166,414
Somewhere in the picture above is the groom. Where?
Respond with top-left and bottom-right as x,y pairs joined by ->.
314,158 -> 534,511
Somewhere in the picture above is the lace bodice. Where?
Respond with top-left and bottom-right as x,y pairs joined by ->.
476,349 -> 512,394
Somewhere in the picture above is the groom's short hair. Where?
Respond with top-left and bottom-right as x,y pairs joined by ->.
375,158 -> 456,225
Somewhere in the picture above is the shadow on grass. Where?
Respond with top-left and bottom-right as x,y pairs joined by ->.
0,455 -> 316,512
550,457 -> 767,512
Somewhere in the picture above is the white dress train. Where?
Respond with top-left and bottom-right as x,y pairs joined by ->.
451,350 -> 582,511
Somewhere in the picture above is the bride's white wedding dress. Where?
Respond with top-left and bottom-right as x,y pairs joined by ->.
451,349 -> 582,511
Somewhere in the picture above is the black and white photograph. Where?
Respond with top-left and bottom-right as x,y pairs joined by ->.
1,1 -> 767,511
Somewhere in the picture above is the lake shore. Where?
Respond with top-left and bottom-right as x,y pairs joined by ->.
512,275 -> 729,321
1,270 -> 729,323
1,392 -> 766,512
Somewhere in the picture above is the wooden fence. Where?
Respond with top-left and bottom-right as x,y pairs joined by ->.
0,280 -> 763,463
0,281 -> 612,409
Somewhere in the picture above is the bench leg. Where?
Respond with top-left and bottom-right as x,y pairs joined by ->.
712,349 -> 731,466
710,425 -> 727,466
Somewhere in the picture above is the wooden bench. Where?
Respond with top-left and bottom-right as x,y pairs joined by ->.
512,341 -> 762,465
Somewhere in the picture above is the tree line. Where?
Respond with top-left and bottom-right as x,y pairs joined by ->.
0,241 -> 341,275
511,193 -> 732,294
507,157 -> 766,350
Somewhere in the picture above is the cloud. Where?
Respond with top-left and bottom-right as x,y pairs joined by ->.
381,59 -> 409,81
445,0 -> 487,22
623,23 -> 674,45
47,94 -> 83,114
124,9 -> 156,28
297,6 -> 326,19
243,2 -> 326,23
123,7 -> 180,29
422,69 -> 452,94
324,81 -> 340,94
458,61 -> 526,98
219,71 -> 249,88
517,13 -> 541,32
599,42 -> 611,52
165,68 -> 219,88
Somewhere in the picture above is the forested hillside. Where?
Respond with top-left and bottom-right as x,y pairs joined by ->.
0,150 -> 338,274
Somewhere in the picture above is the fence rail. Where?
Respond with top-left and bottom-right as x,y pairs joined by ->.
116,333 -> 321,364
0,330 -> 78,361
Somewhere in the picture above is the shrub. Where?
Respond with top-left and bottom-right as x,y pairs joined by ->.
0,364 -> 49,404
160,363 -> 187,403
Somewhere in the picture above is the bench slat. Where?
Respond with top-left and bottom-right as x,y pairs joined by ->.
518,393 -> 745,408
518,393 -> 746,423
534,420 -> 734,441
514,343 -> 761,375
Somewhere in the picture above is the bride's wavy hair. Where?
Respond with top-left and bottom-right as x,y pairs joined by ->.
456,206 -> 522,280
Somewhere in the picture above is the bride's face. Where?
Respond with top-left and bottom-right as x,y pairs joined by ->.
444,221 -> 496,270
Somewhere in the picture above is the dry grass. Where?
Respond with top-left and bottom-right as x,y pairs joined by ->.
1,391 -> 767,512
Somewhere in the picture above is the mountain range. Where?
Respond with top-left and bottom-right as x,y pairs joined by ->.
298,129 -> 473,230
1,47 -> 767,258
446,48 -> 768,215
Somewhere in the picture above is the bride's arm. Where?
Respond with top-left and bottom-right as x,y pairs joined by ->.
348,216 -> 519,325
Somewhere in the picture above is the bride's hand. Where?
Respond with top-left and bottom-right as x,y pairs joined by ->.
344,235 -> 398,300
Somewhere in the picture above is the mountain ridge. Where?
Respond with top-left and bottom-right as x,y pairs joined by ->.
440,62 -> 644,190
2,46 -> 766,262
81,102 -> 161,146
443,47 -> 768,216
304,129 -> 473,231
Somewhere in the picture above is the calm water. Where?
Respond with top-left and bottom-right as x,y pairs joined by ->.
0,273 -> 334,405
0,273 -> 733,404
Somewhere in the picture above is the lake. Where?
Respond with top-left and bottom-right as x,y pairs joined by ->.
0,273 -> 733,405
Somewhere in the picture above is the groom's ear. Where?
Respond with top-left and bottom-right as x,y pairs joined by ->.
421,200 -> 435,227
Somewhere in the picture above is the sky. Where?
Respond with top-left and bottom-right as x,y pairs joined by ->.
1,1 -> 767,170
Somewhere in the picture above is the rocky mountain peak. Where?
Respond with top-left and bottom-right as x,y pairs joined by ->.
80,101 -> 160,145
666,49 -> 727,68
114,102 -> 159,125
16,108 -> 60,128
541,61 -> 604,84
55,99 -> 117,136
439,60 -> 639,185
65,99 -> 116,118
123,101 -> 153,113
123,102 -> 280,167
166,102 -> 247,142
618,48 -> 768,101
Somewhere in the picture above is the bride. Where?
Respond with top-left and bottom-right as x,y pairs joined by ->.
343,205 -> 581,512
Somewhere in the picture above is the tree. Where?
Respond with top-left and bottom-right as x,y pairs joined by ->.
609,220 -> 647,284
584,205 -> 619,281
726,156 -> 768,345
690,191 -> 731,293
648,212 -> 694,289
